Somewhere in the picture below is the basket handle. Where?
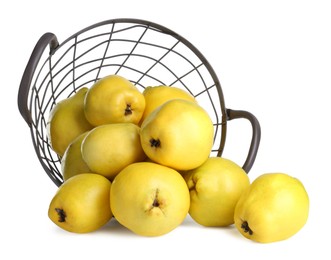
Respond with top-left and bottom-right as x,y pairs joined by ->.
18,33 -> 59,126
226,108 -> 261,173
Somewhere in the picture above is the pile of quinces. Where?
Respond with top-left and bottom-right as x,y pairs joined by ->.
47,74 -> 309,243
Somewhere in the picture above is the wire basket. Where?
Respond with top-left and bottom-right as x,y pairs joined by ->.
18,18 -> 261,187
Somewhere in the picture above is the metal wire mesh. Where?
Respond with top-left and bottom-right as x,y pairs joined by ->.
25,19 -> 227,186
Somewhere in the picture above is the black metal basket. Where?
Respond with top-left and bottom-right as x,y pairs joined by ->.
18,18 -> 261,187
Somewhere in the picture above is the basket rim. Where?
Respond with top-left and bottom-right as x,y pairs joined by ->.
54,18 -> 227,117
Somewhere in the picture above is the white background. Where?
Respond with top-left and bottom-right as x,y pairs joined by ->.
1,0 -> 330,259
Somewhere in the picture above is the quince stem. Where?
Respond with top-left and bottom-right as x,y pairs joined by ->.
241,220 -> 253,235
124,104 -> 132,116
55,208 -> 67,223
150,138 -> 161,148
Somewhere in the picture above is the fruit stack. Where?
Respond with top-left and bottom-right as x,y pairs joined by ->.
47,74 -> 309,243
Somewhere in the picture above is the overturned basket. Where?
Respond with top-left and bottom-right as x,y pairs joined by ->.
18,18 -> 261,187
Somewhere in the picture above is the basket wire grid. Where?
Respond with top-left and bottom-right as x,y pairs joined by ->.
18,19 -> 260,187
